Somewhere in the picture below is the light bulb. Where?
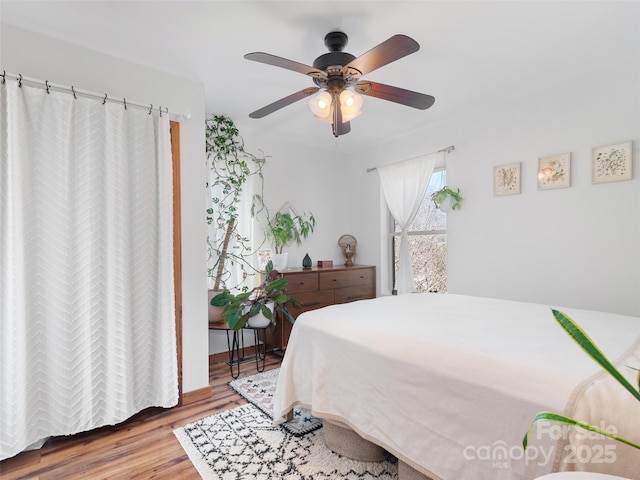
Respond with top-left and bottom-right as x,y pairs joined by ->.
309,91 -> 333,122
339,90 -> 363,122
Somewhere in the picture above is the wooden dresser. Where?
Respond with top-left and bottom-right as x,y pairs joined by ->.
267,264 -> 376,350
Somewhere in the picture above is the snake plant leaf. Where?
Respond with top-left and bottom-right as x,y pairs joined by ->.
523,412 -> 640,450
551,309 -> 640,401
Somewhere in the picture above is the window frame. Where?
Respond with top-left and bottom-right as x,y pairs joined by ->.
387,166 -> 447,294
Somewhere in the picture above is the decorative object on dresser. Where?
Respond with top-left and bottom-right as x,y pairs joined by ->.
317,260 -> 333,268
302,253 -> 312,269
338,234 -> 357,266
267,264 -> 376,350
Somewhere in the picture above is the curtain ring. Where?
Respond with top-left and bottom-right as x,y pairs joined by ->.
71,86 -> 77,99
123,98 -> 127,110
159,105 -> 162,117
1,70 -> 5,84
103,94 -> 107,105
149,103 -> 153,115
18,74 -> 22,88
45,80 -> 50,94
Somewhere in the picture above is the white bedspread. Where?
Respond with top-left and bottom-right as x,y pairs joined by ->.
273,294 -> 640,480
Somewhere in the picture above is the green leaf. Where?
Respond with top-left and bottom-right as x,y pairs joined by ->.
523,411 -> 640,450
551,309 -> 640,401
281,306 -> 296,325
272,293 -> 289,304
261,304 -> 273,319
266,278 -> 288,291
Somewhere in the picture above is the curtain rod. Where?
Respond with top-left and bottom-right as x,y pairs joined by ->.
366,145 -> 455,173
1,71 -> 191,121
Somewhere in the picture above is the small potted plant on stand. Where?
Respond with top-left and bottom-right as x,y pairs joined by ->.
211,261 -> 299,331
265,210 -> 316,271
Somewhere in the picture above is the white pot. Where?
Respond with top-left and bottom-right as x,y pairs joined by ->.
247,301 -> 274,328
439,195 -> 453,213
271,252 -> 288,271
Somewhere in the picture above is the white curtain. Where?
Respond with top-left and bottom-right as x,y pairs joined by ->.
0,81 -> 178,460
378,153 -> 439,294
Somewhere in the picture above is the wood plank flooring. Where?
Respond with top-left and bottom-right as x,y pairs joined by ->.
0,354 -> 283,480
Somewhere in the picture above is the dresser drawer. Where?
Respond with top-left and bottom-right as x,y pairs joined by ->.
284,272 -> 319,294
287,290 -> 334,318
334,284 -> 375,304
319,268 -> 374,290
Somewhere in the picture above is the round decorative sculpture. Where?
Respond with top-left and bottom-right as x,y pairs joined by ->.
338,234 -> 357,267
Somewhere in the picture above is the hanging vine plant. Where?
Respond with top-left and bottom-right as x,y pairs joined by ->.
431,186 -> 463,211
206,114 -> 266,292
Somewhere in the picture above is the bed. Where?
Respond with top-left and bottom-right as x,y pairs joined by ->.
273,293 -> 640,480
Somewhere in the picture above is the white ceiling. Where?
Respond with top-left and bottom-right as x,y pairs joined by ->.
2,1 -> 638,153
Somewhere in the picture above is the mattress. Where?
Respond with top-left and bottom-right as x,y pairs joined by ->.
273,294 -> 640,480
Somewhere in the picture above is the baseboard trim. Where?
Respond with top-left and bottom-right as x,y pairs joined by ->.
181,386 -> 213,405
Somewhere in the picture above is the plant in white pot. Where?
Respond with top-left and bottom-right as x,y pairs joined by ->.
211,261 -> 299,330
206,114 -> 266,324
431,185 -> 463,212
265,210 -> 316,271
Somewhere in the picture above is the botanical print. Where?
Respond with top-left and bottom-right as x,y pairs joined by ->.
494,163 -> 521,195
257,249 -> 272,270
538,153 -> 571,190
592,141 -> 632,183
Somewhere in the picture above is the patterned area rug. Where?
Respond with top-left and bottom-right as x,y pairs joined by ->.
174,403 -> 398,480
228,368 -> 321,436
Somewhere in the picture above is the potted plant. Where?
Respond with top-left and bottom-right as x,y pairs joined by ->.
431,186 -> 463,212
265,210 -> 316,271
206,114 -> 266,323
211,261 -> 299,331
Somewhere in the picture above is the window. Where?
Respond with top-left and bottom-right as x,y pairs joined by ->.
390,169 -> 447,293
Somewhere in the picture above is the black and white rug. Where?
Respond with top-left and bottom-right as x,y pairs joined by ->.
228,368 -> 321,436
174,403 -> 398,480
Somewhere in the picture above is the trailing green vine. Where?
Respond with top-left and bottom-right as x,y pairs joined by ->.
431,186 -> 463,210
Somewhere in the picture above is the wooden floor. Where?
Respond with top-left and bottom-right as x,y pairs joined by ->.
0,354 -> 283,480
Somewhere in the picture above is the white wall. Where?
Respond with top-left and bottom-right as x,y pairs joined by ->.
1,24 -> 210,393
348,67 -> 640,317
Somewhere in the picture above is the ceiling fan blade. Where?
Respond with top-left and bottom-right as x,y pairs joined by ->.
345,35 -> 419,76
249,87 -> 319,119
355,81 -> 435,110
245,52 -> 326,78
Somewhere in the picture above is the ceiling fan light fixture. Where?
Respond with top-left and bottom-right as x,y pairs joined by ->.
309,91 -> 333,121
339,89 -> 362,122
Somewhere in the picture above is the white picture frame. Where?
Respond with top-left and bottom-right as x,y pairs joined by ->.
538,153 -> 571,190
592,141 -> 632,183
257,249 -> 272,270
494,162 -> 521,196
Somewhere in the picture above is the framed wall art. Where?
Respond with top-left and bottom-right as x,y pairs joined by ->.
494,162 -> 521,196
592,141 -> 632,183
538,152 -> 571,190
